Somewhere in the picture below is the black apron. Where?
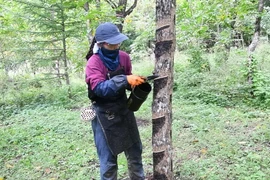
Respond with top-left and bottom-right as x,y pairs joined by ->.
91,68 -> 140,155
94,99 -> 140,155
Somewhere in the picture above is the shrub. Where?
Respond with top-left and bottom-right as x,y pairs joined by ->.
187,47 -> 210,72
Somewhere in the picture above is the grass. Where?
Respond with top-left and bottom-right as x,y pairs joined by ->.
172,101 -> 270,179
1,44 -> 270,179
1,105 -> 97,179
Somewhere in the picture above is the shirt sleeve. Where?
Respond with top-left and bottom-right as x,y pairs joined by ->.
120,51 -> 132,75
85,55 -> 106,90
93,75 -> 128,97
85,54 -> 129,98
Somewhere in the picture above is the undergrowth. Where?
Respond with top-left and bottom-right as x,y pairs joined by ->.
1,43 -> 270,179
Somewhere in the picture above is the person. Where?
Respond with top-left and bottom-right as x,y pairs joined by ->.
85,22 -> 146,180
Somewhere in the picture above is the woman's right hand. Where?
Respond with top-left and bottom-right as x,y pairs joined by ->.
126,75 -> 146,88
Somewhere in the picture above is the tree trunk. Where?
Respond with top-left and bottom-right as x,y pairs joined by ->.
84,1 -> 100,45
247,0 -> 264,87
105,0 -> 138,32
84,2 -> 92,45
60,0 -> 70,86
152,0 -> 176,179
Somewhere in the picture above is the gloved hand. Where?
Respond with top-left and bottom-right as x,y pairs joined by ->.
127,75 -> 146,88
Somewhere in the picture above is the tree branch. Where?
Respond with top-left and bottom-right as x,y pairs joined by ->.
83,2 -> 89,11
104,0 -> 117,9
125,0 -> 138,16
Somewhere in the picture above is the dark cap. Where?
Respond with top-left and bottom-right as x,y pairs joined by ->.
95,22 -> 128,44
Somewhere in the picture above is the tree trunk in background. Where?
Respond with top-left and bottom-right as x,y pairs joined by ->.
247,0 -> 264,89
60,0 -> 70,86
84,0 -> 100,45
84,0 -> 101,60
152,0 -> 176,179
105,0 -> 137,32
84,2 -> 91,45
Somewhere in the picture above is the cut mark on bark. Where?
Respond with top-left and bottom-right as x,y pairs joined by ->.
152,115 -> 166,136
154,40 -> 173,58
153,76 -> 168,95
156,25 -> 170,32
153,151 -> 168,179
153,150 -> 165,165
152,116 -> 167,151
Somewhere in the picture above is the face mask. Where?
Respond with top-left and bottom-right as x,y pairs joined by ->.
101,47 -> 119,60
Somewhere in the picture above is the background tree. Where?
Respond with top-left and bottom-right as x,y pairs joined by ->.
175,0 -> 259,72
176,0 -> 257,50
21,0 -> 85,85
84,0 -> 101,45
0,1 -> 30,79
247,0 -> 265,94
262,5 -> 270,41
8,0 -> 86,86
152,0 -> 176,179
104,0 -> 138,31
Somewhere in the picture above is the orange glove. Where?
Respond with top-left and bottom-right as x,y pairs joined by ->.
127,75 -> 146,88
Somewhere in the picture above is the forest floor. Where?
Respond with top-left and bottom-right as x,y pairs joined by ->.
1,99 -> 270,179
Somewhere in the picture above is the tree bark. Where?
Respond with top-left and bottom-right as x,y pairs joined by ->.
247,0 -> 264,87
152,0 -> 176,179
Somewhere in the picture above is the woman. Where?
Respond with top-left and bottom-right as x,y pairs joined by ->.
85,22 -> 145,180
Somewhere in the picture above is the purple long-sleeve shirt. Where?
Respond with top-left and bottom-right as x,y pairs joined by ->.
85,50 -> 132,98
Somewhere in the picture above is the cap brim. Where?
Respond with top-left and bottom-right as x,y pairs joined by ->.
105,33 -> 128,44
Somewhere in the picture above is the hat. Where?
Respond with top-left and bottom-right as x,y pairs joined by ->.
95,22 -> 128,44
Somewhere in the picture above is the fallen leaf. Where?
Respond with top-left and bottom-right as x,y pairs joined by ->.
5,163 -> 13,168
35,166 -> 42,171
44,168 -> 52,174
238,141 -> 247,145
200,148 -> 208,154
